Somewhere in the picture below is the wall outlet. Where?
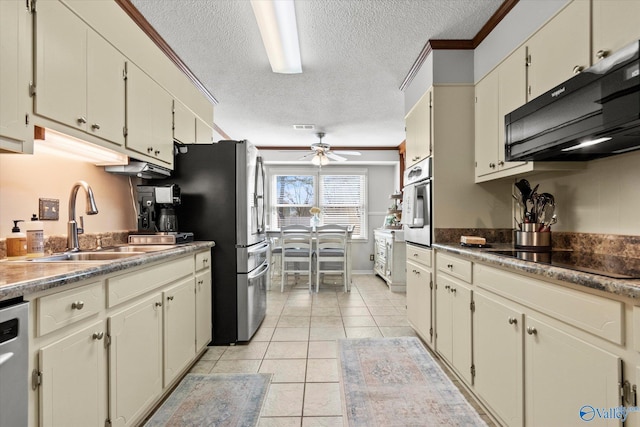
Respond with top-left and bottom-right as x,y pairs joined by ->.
39,198 -> 59,220
369,254 -> 374,261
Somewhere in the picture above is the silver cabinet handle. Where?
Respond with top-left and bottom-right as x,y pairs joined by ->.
489,162 -> 496,169
447,264 -> 453,269
91,123 -> 100,130
526,326 -> 537,335
413,253 -> 419,257
595,49 -> 609,60
77,116 -> 87,124
197,279 -> 204,286
71,301 -> 84,310
155,301 -> 162,308
167,295 -> 174,301
412,156 -> 420,161
444,285 -> 450,290
508,317 -> 517,325
147,146 -> 154,153
154,150 -> 160,156
413,270 -> 420,276
573,65 -> 584,74
92,332 -> 104,340
498,160 -> 505,166
451,288 -> 457,294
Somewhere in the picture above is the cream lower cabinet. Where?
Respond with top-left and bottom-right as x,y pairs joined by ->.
373,229 -> 406,292
406,244 -> 433,347
163,277 -> 196,387
195,251 -> 213,351
39,320 -> 107,427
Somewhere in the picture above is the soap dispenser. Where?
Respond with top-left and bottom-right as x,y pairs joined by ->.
26,214 -> 45,258
7,220 -> 27,260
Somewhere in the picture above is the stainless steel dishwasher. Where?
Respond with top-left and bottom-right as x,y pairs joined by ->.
0,299 -> 29,427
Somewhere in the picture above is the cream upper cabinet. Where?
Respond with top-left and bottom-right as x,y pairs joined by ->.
35,1 -> 126,146
173,99 -> 196,144
497,47 -> 527,170
526,0 -> 590,100
163,277 -> 196,387
125,62 -> 174,167
474,71 -> 499,178
39,320 -> 107,427
195,116 -> 214,144
0,0 -> 32,154
592,0 -> 640,63
405,88 -> 432,167
195,268 -> 212,352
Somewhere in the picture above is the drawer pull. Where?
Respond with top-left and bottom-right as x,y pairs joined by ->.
167,296 -> 174,301
92,332 -> 104,340
595,49 -> 609,60
413,270 -> 420,276
154,150 -> 161,156
71,301 -> 84,310
155,301 -> 163,308
91,123 -> 101,131
451,288 -> 457,294
413,253 -> 419,257
527,326 -> 537,335
447,264 -> 453,269
77,116 -> 87,125
508,317 -> 517,325
198,279 -> 204,285
147,146 -> 154,153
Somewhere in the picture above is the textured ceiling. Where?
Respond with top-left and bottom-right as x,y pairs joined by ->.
129,0 -> 503,148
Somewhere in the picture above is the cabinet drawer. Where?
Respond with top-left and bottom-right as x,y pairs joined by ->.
475,263 -> 623,344
436,252 -> 471,283
107,256 -> 193,307
407,244 -> 432,268
38,281 -> 104,336
195,250 -> 211,272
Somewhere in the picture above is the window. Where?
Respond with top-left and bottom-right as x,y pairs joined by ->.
269,168 -> 367,239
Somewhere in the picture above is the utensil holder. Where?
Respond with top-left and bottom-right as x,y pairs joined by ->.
514,230 -> 551,250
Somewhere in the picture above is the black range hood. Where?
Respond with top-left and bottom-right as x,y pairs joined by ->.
505,40 -> 640,161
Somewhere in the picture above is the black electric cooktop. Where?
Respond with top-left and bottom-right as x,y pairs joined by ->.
489,250 -> 640,279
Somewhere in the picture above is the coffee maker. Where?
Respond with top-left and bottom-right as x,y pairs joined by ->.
137,184 -> 181,233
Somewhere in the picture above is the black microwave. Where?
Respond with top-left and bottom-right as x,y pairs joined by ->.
505,40 -> 640,161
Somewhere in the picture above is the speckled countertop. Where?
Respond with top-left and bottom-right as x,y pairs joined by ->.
433,243 -> 640,300
0,241 -> 215,302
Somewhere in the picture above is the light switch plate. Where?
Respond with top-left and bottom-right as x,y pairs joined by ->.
39,198 -> 59,220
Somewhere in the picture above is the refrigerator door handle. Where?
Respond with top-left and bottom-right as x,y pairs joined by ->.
248,260 -> 270,280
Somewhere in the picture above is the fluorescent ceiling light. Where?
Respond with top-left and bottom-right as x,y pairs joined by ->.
35,129 -> 129,165
251,0 -> 302,74
561,137 -> 612,152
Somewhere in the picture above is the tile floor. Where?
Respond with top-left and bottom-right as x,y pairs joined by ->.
189,273 -> 494,427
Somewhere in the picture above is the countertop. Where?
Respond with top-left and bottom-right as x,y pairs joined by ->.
0,241 -> 215,302
433,243 -> 640,300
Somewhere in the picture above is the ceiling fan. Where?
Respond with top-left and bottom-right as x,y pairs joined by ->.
300,133 -> 361,165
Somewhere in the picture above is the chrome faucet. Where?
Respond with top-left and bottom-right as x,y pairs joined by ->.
67,181 -> 99,252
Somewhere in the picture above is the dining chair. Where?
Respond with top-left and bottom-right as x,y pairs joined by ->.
280,225 -> 314,292
314,224 -> 349,292
268,235 -> 282,287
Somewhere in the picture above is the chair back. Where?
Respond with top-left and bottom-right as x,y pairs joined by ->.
315,224 -> 348,251
280,225 -> 313,253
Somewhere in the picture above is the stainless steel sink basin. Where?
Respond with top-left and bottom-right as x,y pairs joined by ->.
104,245 -> 175,253
30,252 -> 144,262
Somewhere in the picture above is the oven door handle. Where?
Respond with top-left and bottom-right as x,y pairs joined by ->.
248,260 -> 270,280
248,241 -> 270,256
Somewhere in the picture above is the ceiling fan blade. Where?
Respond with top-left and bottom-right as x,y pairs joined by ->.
297,152 -> 315,160
326,152 -> 347,161
332,150 -> 361,156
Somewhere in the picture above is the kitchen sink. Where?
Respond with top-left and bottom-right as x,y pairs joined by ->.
30,252 -> 144,262
104,245 -> 176,253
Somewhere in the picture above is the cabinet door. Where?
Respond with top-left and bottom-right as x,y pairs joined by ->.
592,0 -> 640,64
195,116 -> 214,143
525,315 -> 621,427
0,0 -> 31,150
35,0 -> 87,130
173,99 -> 196,144
527,0 -> 590,100
163,277 -> 196,387
126,63 -> 174,167
474,71 -> 499,177
405,88 -> 431,166
474,293 -> 524,427
109,294 -> 163,427
195,269 -> 212,352
435,275 -> 453,364
87,30 -> 125,145
497,46 -> 527,171
450,281 -> 472,384
406,260 -> 432,344
39,320 -> 107,427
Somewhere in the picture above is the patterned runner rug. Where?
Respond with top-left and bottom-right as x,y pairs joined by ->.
339,337 -> 487,426
144,373 -> 272,427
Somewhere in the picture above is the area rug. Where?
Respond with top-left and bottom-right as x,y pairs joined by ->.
338,337 -> 487,426
144,373 -> 272,427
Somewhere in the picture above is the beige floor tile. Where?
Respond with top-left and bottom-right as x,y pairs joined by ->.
308,341 -> 338,359
379,326 -> 418,338
311,306 -> 341,316
258,417 -> 301,427
342,316 -> 376,327
282,306 -> 313,316
302,416 -> 344,427
303,383 -> 342,416
285,299 -> 313,308
309,327 -> 346,340
259,359 -> 307,383
265,341 -> 309,359
189,359 -> 214,374
272,327 -> 310,342
339,306 -> 370,316
367,306 -> 401,315
311,297 -> 339,307
310,316 -> 343,327
345,327 -> 383,338
306,359 -> 339,383
219,341 -> 269,360
262,314 -> 280,328
210,359 -> 261,373
199,346 -> 226,361
252,327 -> 275,341
373,315 -> 409,327
337,299 -> 366,307
278,315 -> 311,328
262,383 -> 305,417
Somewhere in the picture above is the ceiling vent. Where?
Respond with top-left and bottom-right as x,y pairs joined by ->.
293,124 -> 315,130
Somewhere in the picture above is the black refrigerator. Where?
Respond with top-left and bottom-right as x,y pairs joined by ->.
172,141 -> 268,345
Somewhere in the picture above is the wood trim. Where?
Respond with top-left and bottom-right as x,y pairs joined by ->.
114,0 -> 218,105
256,146 -> 400,151
399,0 -> 519,91
212,123 -> 231,140
398,141 -> 406,189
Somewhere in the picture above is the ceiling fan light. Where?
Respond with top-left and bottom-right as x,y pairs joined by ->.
250,0 -> 302,74
311,153 -> 329,166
